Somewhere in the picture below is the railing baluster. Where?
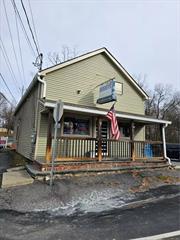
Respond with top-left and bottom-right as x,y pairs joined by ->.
55,137 -> 164,161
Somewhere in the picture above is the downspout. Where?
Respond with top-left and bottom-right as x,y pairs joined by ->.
162,123 -> 172,166
37,72 -> 46,98
34,72 -> 46,160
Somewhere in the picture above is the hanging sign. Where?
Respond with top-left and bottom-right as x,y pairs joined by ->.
97,79 -> 117,104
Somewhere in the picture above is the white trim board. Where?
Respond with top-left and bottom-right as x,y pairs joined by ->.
44,102 -> 171,125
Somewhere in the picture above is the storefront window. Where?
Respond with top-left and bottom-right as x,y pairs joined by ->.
119,124 -> 130,138
63,116 -> 90,135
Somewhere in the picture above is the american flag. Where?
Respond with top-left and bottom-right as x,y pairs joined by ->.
106,104 -> 120,140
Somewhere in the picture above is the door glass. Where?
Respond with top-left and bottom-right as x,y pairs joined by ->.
96,120 -> 108,156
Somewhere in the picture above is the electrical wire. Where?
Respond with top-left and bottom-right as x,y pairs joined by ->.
20,0 -> 40,56
0,92 -> 13,106
27,0 -> 40,52
0,39 -> 21,95
0,73 -> 17,103
11,0 -> 36,58
14,8 -> 27,88
3,0 -> 23,88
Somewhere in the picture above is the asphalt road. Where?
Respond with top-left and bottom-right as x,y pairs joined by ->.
0,195 -> 180,240
0,151 -> 11,171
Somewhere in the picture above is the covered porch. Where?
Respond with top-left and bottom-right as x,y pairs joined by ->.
34,101 -> 171,173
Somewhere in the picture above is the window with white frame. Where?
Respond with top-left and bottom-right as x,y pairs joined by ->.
115,82 -> 123,95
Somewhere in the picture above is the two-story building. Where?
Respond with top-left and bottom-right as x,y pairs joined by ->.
14,48 -> 171,173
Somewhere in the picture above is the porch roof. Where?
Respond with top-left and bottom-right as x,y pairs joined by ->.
43,100 -> 171,125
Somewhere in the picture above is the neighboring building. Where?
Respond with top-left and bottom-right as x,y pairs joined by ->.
0,128 -> 14,149
14,48 -> 171,172
0,128 -> 13,137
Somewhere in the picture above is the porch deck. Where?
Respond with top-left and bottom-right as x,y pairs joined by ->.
30,138 -> 168,175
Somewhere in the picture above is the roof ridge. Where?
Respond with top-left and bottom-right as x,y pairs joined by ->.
40,47 -> 107,73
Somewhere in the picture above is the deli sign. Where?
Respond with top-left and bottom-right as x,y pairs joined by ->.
97,79 -> 116,104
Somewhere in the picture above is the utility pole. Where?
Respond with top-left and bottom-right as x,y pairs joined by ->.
33,53 -> 43,71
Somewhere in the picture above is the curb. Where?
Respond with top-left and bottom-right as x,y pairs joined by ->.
130,230 -> 180,240
7,166 -> 25,172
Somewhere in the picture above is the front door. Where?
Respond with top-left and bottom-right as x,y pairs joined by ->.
96,120 -> 108,156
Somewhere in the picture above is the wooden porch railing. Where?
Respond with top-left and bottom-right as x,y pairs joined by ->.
56,137 -> 98,161
102,139 -> 131,160
52,137 -> 164,161
134,140 -> 163,160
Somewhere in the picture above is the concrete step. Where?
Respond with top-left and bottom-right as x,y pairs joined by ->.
1,169 -> 34,188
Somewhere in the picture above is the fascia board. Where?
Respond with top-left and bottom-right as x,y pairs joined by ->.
44,102 -> 171,125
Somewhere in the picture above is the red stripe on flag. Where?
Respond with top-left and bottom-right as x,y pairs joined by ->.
106,104 -> 120,140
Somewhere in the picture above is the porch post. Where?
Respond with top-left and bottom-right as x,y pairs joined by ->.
98,117 -> 102,161
45,110 -> 53,162
130,121 -> 135,161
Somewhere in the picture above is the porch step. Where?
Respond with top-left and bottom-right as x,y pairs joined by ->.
26,163 -> 169,178
26,159 -> 169,178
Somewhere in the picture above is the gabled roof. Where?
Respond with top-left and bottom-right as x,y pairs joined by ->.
40,47 -> 149,99
15,47 -> 149,115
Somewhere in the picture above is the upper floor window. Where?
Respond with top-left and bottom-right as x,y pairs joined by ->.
115,82 -> 123,95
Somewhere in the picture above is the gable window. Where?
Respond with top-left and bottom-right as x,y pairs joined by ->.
115,82 -> 123,95
63,116 -> 90,136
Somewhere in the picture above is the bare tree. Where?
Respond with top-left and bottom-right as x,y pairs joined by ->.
48,45 -> 79,65
0,92 -> 15,131
133,73 -> 149,93
1,105 -> 15,132
48,52 -> 61,65
0,92 -> 7,108
145,84 -> 180,142
146,84 -> 180,120
0,93 -> 7,127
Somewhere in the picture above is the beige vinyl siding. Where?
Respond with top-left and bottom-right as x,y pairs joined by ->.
35,113 -> 48,161
134,125 -> 145,141
45,53 -> 145,115
14,85 -> 39,160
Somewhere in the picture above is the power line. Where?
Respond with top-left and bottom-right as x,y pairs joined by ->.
0,38 -> 21,95
11,0 -> 36,58
14,8 -> 27,88
0,73 -> 17,103
3,0 -> 23,88
28,0 -> 40,52
20,0 -> 40,56
0,80 -> 9,99
0,92 -> 13,106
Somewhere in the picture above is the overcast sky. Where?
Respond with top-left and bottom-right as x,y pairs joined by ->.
0,0 -> 180,103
